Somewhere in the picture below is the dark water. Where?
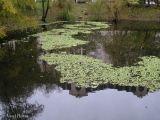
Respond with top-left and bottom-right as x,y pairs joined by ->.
0,22 -> 160,120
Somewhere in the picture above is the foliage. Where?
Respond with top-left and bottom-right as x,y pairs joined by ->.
57,8 -> 75,22
57,0 -> 67,8
106,0 -> 128,22
87,0 -> 160,21
128,0 -> 139,4
0,0 -> 36,16
38,32 -> 88,51
128,7 -> 160,20
57,0 -> 75,22
15,0 -> 36,10
0,0 -> 38,38
34,22 -> 109,51
0,26 -> 6,38
88,0 -> 139,21
0,0 -> 17,16
88,0 -> 107,21
41,53 -> 160,92
37,21 -> 160,92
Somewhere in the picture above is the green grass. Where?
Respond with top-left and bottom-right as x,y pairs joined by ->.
35,1 -> 160,22
73,3 -> 160,21
120,7 -> 160,21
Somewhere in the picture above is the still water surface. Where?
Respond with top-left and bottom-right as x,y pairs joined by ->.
0,21 -> 160,120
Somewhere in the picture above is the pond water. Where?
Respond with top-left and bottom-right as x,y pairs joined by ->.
0,21 -> 160,120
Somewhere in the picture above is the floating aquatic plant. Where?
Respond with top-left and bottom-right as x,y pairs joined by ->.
37,21 -> 160,92
40,54 -> 160,92
39,34 -> 88,50
34,22 -> 109,51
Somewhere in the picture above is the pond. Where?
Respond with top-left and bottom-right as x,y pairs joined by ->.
0,21 -> 160,120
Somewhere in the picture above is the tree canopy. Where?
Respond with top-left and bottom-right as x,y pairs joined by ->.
0,0 -> 38,38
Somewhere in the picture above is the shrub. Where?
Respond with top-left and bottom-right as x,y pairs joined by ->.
57,0 -> 75,22
0,26 -> 6,38
88,0 -> 107,21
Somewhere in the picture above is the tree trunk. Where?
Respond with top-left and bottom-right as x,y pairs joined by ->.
41,0 -> 50,22
144,0 -> 146,5
41,0 -> 45,22
147,0 -> 150,7
44,0 -> 50,21
113,9 -> 118,24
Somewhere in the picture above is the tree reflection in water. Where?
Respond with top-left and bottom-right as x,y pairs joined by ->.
101,30 -> 160,66
61,29 -> 160,67
0,98 -> 44,120
0,22 -> 159,119
91,30 -> 159,66
59,83 -> 149,98
0,37 -> 61,120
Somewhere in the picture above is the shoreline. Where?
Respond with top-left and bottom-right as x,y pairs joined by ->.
1,20 -> 160,42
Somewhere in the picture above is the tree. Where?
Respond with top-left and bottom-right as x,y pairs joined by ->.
0,0 -> 38,38
0,26 -> 6,38
41,0 -> 50,22
138,0 -> 159,6
107,0 -> 128,23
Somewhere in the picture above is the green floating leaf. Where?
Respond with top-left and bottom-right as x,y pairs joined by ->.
33,22 -> 109,51
40,53 -> 160,92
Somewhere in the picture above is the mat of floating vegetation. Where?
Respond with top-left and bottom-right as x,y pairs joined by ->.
40,53 -> 160,92
34,22 -> 109,51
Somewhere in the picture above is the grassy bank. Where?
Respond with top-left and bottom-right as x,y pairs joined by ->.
35,1 -> 160,22
68,2 -> 160,22
119,7 -> 160,21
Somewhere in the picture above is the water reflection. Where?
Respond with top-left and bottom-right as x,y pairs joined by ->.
100,30 -> 160,66
0,21 -> 160,120
8,40 -> 16,51
37,58 -> 149,98
0,99 -> 44,120
69,83 -> 88,97
0,37 -> 60,120
32,56 -> 150,99
59,83 -> 149,98
88,43 -> 112,64
37,23 -> 160,67
67,30 -> 160,67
